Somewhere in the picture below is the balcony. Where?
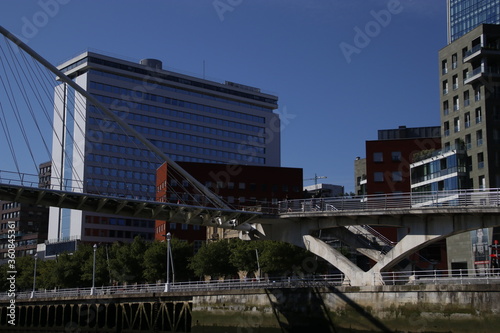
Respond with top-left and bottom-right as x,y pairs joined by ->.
463,44 -> 500,63
464,66 -> 500,85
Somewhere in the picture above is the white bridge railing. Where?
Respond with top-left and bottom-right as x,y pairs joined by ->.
278,188 -> 500,214
3,268 -> 500,300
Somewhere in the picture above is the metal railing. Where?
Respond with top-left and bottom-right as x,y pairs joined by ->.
1,275 -> 346,300
4,268 -> 500,301
381,268 -> 500,286
278,188 -> 500,214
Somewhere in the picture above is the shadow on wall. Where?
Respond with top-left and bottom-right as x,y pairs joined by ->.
265,286 -> 393,333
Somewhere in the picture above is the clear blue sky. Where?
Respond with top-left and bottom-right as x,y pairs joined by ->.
0,0 -> 447,193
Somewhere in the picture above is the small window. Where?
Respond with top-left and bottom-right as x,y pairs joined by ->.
392,171 -> 402,182
373,152 -> 383,163
391,151 -> 401,162
374,172 -> 384,182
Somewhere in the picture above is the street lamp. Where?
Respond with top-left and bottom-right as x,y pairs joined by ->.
255,249 -> 261,281
30,253 -> 38,298
163,232 -> 174,292
90,244 -> 97,295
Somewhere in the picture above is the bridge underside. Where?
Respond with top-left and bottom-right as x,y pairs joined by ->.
0,184 -> 260,231
252,208 -> 500,286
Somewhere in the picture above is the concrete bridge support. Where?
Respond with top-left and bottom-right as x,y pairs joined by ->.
255,208 -> 500,286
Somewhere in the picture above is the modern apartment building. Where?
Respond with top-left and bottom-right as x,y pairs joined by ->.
439,24 -> 500,189
447,0 -> 500,43
48,51 -> 280,244
356,126 -> 441,195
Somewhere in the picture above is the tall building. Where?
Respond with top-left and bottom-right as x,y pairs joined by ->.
48,51 -> 280,244
447,0 -> 500,43
439,24 -> 500,189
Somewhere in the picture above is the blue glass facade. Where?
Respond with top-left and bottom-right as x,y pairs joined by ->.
448,0 -> 500,43
410,150 -> 469,193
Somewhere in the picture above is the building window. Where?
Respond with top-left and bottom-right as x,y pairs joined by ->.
478,153 -> 485,169
463,90 -> 470,107
454,117 -> 460,132
444,121 -> 450,137
465,112 -> 471,128
452,53 -> 457,69
475,86 -> 481,101
442,80 -> 448,95
453,96 -> 459,111
392,171 -> 402,182
465,134 -> 472,150
374,172 -> 384,182
238,182 -> 246,190
373,152 -> 383,163
443,100 -> 449,115
477,130 -> 483,146
475,107 -> 482,124
452,75 -> 458,90
391,151 -> 401,162
442,59 -> 448,75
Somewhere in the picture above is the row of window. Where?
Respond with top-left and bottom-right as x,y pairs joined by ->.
92,70 -> 273,112
90,82 -> 266,124
85,216 -> 155,228
0,249 -> 36,258
373,171 -> 402,183
0,238 -> 37,249
92,95 -> 265,134
449,1 -> 500,42
1,211 -> 19,220
85,177 -> 155,196
1,202 -> 20,210
169,223 -> 201,231
89,129 -> 266,164
372,151 -> 402,163
87,165 -> 156,181
443,110 -> 483,135
442,88 -> 482,115
84,228 -> 154,240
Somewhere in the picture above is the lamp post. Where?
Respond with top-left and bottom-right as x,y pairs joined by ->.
255,249 -> 261,281
164,232 -> 173,292
90,244 -> 97,295
30,253 -> 38,298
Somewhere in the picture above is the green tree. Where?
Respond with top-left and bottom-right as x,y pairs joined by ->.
143,238 -> 195,283
109,236 -> 148,284
259,241 -> 311,277
37,259 -> 58,289
189,240 -> 237,279
229,239 -> 263,276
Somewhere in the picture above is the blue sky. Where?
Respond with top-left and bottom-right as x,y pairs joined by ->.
0,0 -> 447,193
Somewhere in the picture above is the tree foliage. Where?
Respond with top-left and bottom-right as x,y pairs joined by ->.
189,240 -> 237,279
0,236 -> 329,290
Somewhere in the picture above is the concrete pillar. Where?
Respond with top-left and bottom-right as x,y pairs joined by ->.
303,235 -> 366,286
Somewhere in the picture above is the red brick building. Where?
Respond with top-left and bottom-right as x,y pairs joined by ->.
155,162 -> 303,248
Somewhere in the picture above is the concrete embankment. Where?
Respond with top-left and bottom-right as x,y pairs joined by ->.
191,284 -> 500,332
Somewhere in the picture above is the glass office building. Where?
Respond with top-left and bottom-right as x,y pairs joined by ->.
47,52 -> 280,244
448,0 -> 500,43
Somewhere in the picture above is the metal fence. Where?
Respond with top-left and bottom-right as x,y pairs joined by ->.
4,268 -> 500,301
278,188 -> 500,214
2,275 -> 346,300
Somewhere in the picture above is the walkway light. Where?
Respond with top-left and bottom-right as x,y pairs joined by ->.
30,253 -> 38,298
90,244 -> 97,295
164,232 -> 174,292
